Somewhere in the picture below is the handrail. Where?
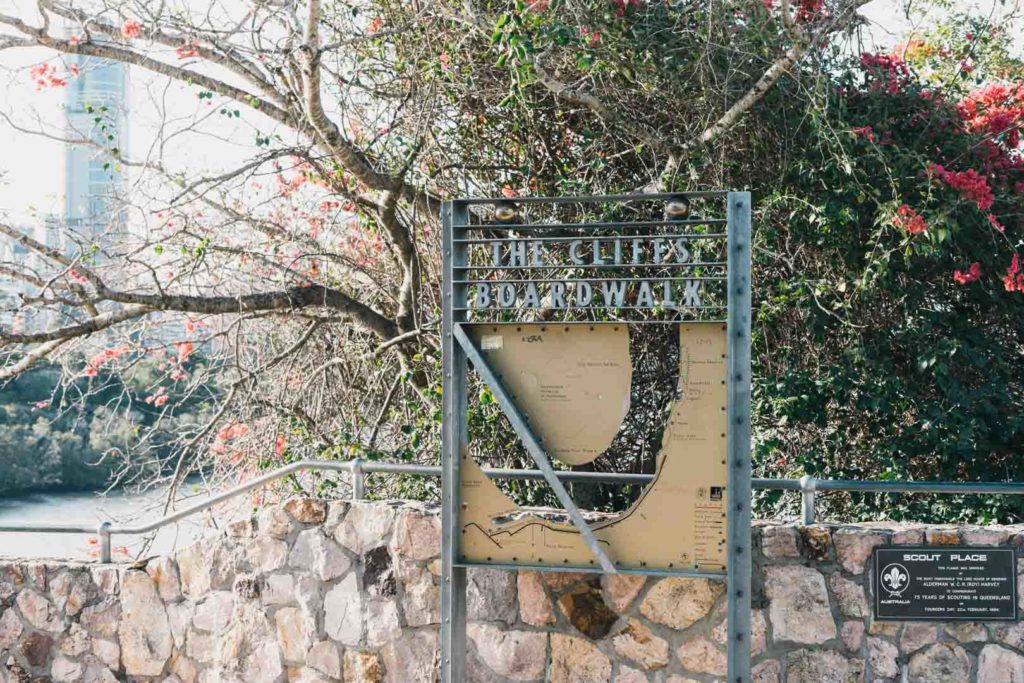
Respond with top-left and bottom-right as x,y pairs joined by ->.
1,459 -> 1022,562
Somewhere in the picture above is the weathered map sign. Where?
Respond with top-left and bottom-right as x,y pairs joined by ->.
440,193 -> 753,683
460,322 -> 728,571
873,546 -> 1017,621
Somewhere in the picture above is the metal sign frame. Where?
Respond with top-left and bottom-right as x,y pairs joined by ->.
440,192 -> 752,682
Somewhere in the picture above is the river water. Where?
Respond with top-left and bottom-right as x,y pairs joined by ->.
0,484 -> 212,562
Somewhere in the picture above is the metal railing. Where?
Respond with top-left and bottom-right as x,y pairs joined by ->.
1,459 -> 1022,563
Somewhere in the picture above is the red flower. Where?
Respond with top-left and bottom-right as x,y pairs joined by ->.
987,214 -> 1005,233
175,340 -> 194,365
275,434 -> 286,457
851,125 -> 875,142
368,17 -> 384,34
953,262 -> 981,284
121,20 -> 143,39
1004,254 -> 1024,292
795,0 -> 823,21
501,185 -> 518,198
893,204 -> 927,234
860,52 -> 911,94
176,41 -> 199,59
29,63 -> 69,89
957,83 -> 1024,150
929,164 -> 995,212
580,26 -> 601,47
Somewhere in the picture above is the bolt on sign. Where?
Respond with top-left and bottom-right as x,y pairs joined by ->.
440,193 -> 753,683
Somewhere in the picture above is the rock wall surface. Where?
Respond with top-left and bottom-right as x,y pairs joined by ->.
2,499 -> 1024,682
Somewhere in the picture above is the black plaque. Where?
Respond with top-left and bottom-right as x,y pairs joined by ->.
873,546 -> 1017,621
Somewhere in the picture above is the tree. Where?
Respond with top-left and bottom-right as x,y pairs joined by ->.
0,0 -> 1021,522
0,0 -> 872,495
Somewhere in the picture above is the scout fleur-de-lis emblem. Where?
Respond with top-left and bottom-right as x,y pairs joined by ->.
881,563 -> 910,597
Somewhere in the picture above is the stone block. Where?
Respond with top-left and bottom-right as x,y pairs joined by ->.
284,498 -> 328,525
867,636 -> 899,679
900,623 -> 938,653
323,572 -> 362,646
761,525 -> 800,559
799,526 -> 832,562
602,574 -> 646,614
675,636 -> 726,676
517,571 -> 555,626
391,508 -> 441,561
467,567 -> 517,625
978,644 -> 1024,683
924,528 -> 960,545
764,565 -> 836,644
840,620 -> 864,652
908,643 -> 970,683
785,649 -> 862,683
638,577 -> 723,630
833,528 -> 887,574
829,573 -> 868,618
468,623 -> 547,681
289,529 -> 351,582
118,570 -> 173,677
334,503 -> 396,554
612,619 -> 668,670
146,557 -> 182,603
549,633 -> 611,683
557,579 -> 618,639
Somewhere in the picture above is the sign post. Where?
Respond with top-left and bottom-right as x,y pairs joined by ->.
440,192 -> 753,682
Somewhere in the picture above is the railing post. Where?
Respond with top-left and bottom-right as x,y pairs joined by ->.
351,458 -> 365,500
98,521 -> 113,563
799,475 -> 817,525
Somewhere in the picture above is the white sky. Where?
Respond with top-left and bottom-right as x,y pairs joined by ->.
0,0 -> 1016,226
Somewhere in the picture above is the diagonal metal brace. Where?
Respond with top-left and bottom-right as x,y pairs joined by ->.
453,324 -> 617,573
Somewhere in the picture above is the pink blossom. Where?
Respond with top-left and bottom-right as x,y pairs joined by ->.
929,164 -> 995,212
121,20 -> 143,39
1004,253 -> 1024,292
368,17 -> 383,34
275,435 -> 286,457
893,204 -> 927,234
851,125 -> 875,142
987,214 -> 1005,233
175,341 -> 194,365
176,41 -> 199,59
953,262 -> 981,284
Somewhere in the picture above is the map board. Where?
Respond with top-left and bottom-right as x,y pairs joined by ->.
461,322 -> 728,572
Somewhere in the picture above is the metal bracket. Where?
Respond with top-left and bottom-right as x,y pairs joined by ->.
453,323 -> 617,573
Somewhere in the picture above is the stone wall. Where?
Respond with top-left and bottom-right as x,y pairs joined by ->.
2,499 -> 1024,682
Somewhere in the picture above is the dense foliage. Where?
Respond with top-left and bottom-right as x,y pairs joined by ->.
754,25 -> 1024,522
0,0 -> 1021,523
0,361 -> 202,497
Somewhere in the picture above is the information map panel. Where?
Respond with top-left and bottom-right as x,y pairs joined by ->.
873,546 -> 1017,621
460,322 -> 728,572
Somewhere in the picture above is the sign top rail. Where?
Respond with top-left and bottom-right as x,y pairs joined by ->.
451,191 -> 731,205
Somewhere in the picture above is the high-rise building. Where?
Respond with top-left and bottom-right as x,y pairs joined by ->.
0,51 -> 128,332
63,51 -> 128,250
